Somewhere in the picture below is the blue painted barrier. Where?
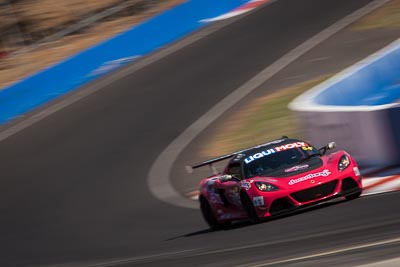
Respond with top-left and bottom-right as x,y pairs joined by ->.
316,42 -> 400,106
289,39 -> 400,167
0,0 -> 247,125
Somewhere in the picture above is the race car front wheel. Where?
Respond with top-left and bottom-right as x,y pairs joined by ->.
200,197 -> 230,230
345,189 -> 362,200
241,192 -> 259,224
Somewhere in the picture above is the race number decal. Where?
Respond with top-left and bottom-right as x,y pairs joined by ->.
241,181 -> 252,190
253,196 -> 264,207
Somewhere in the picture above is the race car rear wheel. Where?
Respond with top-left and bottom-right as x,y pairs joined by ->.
200,196 -> 230,230
241,192 -> 259,224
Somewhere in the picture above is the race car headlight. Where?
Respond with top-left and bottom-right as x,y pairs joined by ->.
338,155 -> 350,171
255,182 -> 278,192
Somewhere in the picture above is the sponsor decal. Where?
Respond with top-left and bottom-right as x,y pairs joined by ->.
253,196 -> 264,207
245,142 -> 308,164
206,178 -> 218,192
284,164 -> 309,173
274,142 -> 308,152
240,180 -> 252,190
288,169 -> 331,185
245,149 -> 276,164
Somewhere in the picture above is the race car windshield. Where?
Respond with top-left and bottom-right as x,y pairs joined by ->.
244,146 -> 320,178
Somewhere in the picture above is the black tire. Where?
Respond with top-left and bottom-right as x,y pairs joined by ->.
200,197 -> 229,230
241,192 -> 259,224
345,190 -> 362,200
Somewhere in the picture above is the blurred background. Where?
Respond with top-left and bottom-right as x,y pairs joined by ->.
1,1 -> 400,267
0,0 -> 182,88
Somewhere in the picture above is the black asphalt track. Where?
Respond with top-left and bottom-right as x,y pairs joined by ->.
0,0 -> 399,266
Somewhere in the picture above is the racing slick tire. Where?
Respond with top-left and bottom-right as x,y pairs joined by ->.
241,192 -> 260,224
345,190 -> 362,200
200,196 -> 230,230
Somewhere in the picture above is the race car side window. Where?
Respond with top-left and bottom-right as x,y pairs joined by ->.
226,162 -> 242,180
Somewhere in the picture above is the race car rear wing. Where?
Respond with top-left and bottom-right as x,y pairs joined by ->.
186,136 -> 289,174
186,153 -> 233,174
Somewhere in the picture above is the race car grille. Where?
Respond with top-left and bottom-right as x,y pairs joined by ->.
341,178 -> 360,193
270,197 -> 295,215
290,180 -> 338,203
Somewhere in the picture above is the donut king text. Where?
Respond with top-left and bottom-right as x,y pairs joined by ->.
288,169 -> 331,185
244,142 -> 308,164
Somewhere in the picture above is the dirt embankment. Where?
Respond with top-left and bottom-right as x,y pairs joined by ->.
0,0 -> 184,89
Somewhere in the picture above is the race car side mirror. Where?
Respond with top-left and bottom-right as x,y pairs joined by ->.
319,141 -> 336,155
219,175 -> 240,182
327,142 -> 336,150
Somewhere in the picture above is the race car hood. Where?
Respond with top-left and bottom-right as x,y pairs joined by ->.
250,151 -> 352,191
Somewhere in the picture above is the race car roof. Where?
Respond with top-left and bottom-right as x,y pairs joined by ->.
190,137 -> 308,170
229,138 -> 304,163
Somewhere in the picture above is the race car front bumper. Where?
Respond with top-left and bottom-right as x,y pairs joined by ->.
256,176 -> 362,218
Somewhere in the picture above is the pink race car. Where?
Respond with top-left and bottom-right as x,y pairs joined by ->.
189,137 -> 362,230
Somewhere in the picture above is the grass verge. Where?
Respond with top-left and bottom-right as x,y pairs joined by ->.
200,74 -> 332,158
352,0 -> 400,30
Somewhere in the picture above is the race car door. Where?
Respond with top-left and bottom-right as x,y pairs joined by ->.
219,162 -> 243,209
